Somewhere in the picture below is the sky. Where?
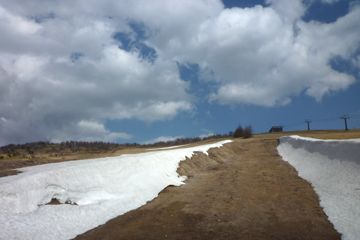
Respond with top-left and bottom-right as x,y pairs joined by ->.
0,0 -> 359,146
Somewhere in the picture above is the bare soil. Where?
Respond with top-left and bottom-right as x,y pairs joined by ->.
75,137 -> 342,240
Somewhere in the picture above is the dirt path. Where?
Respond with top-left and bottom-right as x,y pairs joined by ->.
75,138 -> 340,240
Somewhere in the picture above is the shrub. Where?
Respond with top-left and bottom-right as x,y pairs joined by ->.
243,126 -> 252,138
233,126 -> 244,138
233,125 -> 252,139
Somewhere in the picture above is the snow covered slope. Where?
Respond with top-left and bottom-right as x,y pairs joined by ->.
278,136 -> 360,240
0,140 -> 231,240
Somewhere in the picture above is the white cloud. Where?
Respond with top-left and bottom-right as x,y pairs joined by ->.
0,0 -> 359,145
144,2 -> 359,106
0,5 -> 41,34
51,120 -> 131,143
199,132 -> 215,139
144,135 -> 184,144
0,2 -> 194,145
0,44 -> 191,144
266,0 -> 305,22
321,0 -> 341,4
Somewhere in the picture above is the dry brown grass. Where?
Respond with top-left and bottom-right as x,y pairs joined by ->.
0,137 -> 230,177
2,131 -> 352,239
1,130 -> 359,178
75,137 -> 340,240
255,129 -> 360,140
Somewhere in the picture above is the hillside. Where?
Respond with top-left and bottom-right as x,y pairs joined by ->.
75,131 -> 359,240
0,135 -> 228,177
75,136 -> 339,240
0,130 -> 359,240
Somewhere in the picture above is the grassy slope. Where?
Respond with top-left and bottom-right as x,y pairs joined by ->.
0,130 -> 359,177
76,136 -> 342,240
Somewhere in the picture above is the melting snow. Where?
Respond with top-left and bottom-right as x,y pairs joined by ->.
278,135 -> 360,240
146,144 -> 189,151
0,140 -> 231,240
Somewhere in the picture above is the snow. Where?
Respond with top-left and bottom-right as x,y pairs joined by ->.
278,135 -> 360,240
146,144 -> 188,150
0,140 -> 231,240
287,135 -> 360,143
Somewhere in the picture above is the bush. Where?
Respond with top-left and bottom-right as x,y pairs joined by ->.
243,126 -> 252,138
233,126 -> 244,138
233,125 -> 252,139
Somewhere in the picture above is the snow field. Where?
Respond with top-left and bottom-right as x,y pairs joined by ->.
0,140 -> 232,240
278,136 -> 360,240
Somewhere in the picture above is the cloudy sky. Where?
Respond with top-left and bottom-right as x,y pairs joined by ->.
0,0 -> 359,146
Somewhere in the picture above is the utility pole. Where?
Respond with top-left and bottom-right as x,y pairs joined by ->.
340,115 -> 350,131
305,120 -> 311,131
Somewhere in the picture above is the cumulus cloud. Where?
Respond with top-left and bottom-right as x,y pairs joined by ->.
146,2 -> 359,106
0,1 -> 194,145
144,136 -> 184,144
199,132 -> 215,139
51,120 -> 131,143
266,0 -> 305,22
321,0 -> 341,4
0,0 -> 359,145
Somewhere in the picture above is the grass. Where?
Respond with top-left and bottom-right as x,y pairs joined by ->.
0,129 -> 359,177
256,129 -> 360,140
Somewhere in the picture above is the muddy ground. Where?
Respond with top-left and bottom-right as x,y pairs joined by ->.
75,137 -> 342,240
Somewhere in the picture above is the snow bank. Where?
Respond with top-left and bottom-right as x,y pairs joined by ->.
0,140 -> 231,240
277,135 -> 360,240
146,144 -> 188,151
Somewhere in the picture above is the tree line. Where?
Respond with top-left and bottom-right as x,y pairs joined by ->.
0,126 -> 252,158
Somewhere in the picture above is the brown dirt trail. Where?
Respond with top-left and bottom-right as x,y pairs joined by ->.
75,138 -> 340,240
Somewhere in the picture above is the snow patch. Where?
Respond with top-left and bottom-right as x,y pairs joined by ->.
0,140 -> 231,240
278,135 -> 360,240
146,144 -> 188,151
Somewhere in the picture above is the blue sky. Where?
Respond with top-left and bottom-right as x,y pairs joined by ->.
0,0 -> 359,145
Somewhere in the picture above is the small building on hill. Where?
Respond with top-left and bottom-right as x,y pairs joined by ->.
269,126 -> 283,133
